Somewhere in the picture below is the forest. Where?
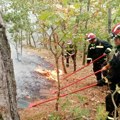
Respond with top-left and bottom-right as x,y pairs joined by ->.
0,0 -> 120,120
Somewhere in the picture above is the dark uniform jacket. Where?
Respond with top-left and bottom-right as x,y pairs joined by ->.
109,46 -> 120,84
87,39 -> 112,63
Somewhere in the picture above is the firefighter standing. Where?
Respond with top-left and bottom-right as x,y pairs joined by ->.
86,33 -> 112,86
65,41 -> 77,71
102,23 -> 120,120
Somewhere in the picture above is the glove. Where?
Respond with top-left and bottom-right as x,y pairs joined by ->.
104,48 -> 112,54
103,77 -> 108,83
87,58 -> 92,64
87,60 -> 91,64
116,84 -> 120,94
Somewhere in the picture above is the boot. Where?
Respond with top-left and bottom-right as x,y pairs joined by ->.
106,112 -> 118,120
97,78 -> 107,86
97,79 -> 104,86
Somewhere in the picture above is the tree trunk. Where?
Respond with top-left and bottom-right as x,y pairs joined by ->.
82,0 -> 90,65
28,32 -> 32,46
55,58 -> 60,111
61,43 -> 67,74
30,32 -> 36,48
20,30 -> 23,55
61,55 -> 67,74
15,41 -> 20,61
0,15 -> 20,120
108,7 -> 112,42
107,7 -> 112,61
82,42 -> 87,65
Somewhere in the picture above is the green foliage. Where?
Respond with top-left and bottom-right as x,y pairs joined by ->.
2,0 -> 117,49
96,105 -> 107,120
77,94 -> 87,103
70,106 -> 90,119
48,112 -> 61,120
61,98 -> 72,110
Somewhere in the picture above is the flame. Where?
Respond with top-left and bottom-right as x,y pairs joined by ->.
34,66 -> 63,81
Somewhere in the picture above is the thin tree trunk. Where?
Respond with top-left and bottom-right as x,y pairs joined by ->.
82,42 -> 87,65
61,43 -> 67,74
28,32 -> 32,46
61,55 -> 67,74
26,32 -> 29,45
82,0 -> 90,65
0,14 -> 20,120
30,32 -> 36,48
108,7 -> 112,42
55,58 -> 60,111
15,41 -> 20,61
49,27 -> 62,111
107,7 -> 112,61
20,30 -> 23,55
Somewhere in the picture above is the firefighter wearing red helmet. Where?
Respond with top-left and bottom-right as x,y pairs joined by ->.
86,33 -> 112,86
101,23 -> 120,120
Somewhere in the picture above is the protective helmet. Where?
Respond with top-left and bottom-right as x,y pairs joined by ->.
111,23 -> 120,39
86,33 -> 96,41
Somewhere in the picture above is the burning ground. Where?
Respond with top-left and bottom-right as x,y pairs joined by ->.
11,45 -> 55,108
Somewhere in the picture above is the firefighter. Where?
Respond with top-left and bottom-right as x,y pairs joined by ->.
65,40 -> 77,71
86,33 -> 112,86
102,23 -> 120,120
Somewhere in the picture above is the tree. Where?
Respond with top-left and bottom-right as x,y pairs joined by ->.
82,0 -> 90,65
0,14 -> 20,120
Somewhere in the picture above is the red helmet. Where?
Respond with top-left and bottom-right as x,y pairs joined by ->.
86,33 -> 96,41
111,23 -> 120,39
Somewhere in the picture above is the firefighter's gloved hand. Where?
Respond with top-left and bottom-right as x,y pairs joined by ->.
104,48 -> 112,54
116,84 -> 120,94
87,60 -> 91,64
103,77 -> 108,84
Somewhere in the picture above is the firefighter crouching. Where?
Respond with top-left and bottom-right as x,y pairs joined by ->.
65,40 -> 77,71
101,23 -> 120,120
86,33 -> 112,86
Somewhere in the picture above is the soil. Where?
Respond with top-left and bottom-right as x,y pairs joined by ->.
17,46 -> 109,120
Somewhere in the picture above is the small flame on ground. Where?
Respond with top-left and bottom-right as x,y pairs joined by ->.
34,66 -> 63,81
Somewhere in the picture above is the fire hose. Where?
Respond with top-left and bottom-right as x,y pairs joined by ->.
29,82 -> 97,108
62,54 -> 106,80
29,55 -> 106,107
53,69 -> 102,94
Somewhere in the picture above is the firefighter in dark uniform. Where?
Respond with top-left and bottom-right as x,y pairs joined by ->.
102,23 -> 120,120
65,40 -> 77,71
86,33 -> 112,86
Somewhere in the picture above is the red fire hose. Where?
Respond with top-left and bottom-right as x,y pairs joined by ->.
62,54 -> 106,80
29,82 -> 97,108
31,55 -> 105,107
53,69 -> 101,94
